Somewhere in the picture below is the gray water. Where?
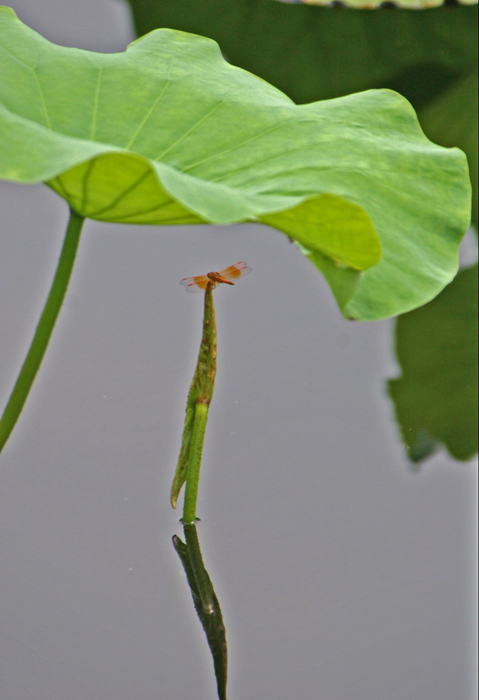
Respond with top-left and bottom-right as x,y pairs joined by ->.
1,2 -> 477,699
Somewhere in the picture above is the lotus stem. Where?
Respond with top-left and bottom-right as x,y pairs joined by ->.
0,207 -> 84,453
182,401 -> 210,523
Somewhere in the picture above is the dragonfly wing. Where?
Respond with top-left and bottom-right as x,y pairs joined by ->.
185,281 -> 210,292
180,274 -> 209,292
219,262 -> 252,282
180,263 -> 251,290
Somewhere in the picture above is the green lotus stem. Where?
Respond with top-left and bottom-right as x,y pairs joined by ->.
182,402 -> 210,523
171,284 -> 217,522
182,522 -> 215,611
0,207 -> 84,453
172,522 -> 228,700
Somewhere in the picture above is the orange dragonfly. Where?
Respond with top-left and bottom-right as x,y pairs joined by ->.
180,261 -> 251,292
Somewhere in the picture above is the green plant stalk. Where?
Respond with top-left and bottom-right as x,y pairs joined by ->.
182,402 -> 210,523
182,522 -> 215,610
172,522 -> 228,699
171,285 -> 217,520
0,207 -> 85,453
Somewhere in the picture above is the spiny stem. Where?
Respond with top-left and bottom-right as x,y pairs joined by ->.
182,401 -> 210,523
0,208 -> 85,453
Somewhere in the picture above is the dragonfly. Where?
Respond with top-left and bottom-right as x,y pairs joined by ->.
180,261 -> 251,292
172,261 -> 251,520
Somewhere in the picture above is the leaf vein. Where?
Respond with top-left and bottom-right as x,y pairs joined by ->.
86,167 -> 156,218
155,96 -> 230,162
49,175 -> 69,199
81,159 -> 96,212
90,68 -> 103,140
113,208 -> 197,224
32,67 -> 52,129
125,59 -> 174,150
182,118 -> 296,174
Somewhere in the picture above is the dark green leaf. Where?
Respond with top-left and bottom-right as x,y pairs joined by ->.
125,0 -> 478,225
389,264 -> 478,462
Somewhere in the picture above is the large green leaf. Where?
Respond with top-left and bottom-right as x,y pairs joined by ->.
418,70 -> 478,227
126,1 -> 477,105
126,0 -> 478,225
0,7 -> 471,318
389,264 -> 478,462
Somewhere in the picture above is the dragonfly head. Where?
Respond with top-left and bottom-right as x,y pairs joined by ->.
207,272 -> 235,286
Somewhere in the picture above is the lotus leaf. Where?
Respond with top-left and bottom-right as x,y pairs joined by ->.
389,264 -> 478,463
126,0 -> 477,228
0,7 -> 471,319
